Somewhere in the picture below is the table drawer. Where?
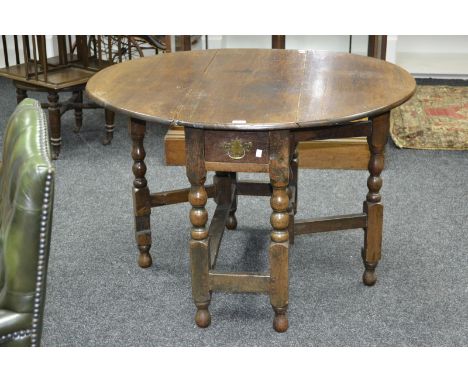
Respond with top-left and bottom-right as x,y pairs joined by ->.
204,131 -> 269,164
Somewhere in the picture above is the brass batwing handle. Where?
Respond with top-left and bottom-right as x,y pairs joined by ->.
222,138 -> 252,160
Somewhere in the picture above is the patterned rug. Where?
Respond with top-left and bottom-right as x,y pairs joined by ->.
391,85 -> 468,150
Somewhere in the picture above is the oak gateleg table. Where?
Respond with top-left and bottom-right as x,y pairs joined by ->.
86,49 -> 415,332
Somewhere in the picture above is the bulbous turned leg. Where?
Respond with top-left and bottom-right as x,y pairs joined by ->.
102,109 -> 115,145
270,185 -> 290,333
269,131 -> 290,333
47,91 -> 61,160
73,90 -> 83,133
129,118 -> 153,268
362,113 -> 389,286
287,184 -> 294,245
186,128 -> 211,328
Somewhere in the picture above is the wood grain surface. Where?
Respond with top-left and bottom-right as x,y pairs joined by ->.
86,49 -> 416,130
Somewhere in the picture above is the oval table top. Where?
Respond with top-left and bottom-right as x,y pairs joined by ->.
86,49 -> 416,131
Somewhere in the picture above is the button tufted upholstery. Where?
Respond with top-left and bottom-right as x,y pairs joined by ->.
0,98 -> 55,346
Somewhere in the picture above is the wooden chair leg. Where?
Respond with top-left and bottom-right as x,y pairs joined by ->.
73,90 -> 83,133
129,118 -> 152,268
185,128 -> 211,328
102,109 -> 115,145
16,87 -> 27,104
362,112 -> 390,286
269,131 -> 290,333
47,91 -> 61,160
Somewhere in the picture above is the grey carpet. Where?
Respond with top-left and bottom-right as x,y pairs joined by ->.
0,77 -> 467,346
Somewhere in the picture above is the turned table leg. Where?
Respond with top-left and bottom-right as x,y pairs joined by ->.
73,90 -> 83,133
185,128 -> 211,328
47,91 -> 61,160
226,172 -> 238,230
214,171 -> 237,230
269,131 -> 290,333
288,143 -> 299,244
129,118 -> 153,268
362,112 -> 390,286
291,146 -> 299,216
103,109 -> 115,145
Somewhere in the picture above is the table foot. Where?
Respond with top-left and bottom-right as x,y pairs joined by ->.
195,303 -> 211,328
273,307 -> 289,333
225,214 -> 237,230
134,213 -> 152,268
362,248 -> 378,286
137,245 -> 153,268
363,267 -> 377,286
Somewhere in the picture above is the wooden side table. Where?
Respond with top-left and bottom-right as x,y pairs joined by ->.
0,35 -> 164,158
86,49 -> 415,332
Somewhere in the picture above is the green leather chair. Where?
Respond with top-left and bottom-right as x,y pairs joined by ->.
0,98 -> 55,346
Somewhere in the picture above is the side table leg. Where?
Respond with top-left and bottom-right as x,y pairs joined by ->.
129,118 -> 152,268
362,112 -> 390,286
103,109 -> 115,145
73,90 -> 83,133
185,128 -> 211,328
269,131 -> 290,333
47,91 -> 61,160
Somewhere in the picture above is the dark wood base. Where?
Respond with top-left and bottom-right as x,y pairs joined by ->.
129,115 -> 389,332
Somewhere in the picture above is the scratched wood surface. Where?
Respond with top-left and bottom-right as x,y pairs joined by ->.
86,49 -> 415,130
